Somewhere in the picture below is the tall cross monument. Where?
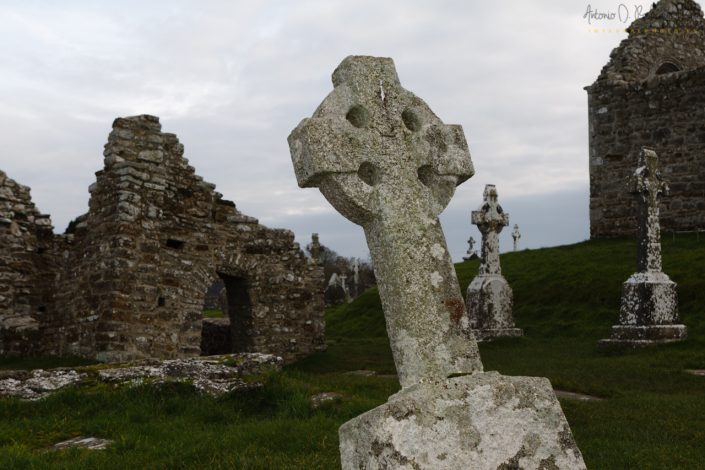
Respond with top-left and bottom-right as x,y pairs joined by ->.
289,55 -> 584,469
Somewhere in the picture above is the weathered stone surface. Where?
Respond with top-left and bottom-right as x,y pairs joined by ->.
290,56 -> 584,470
587,0 -> 705,237
599,148 -> 687,347
553,390 -> 604,402
466,185 -> 522,341
289,55 -> 481,389
311,391 -> 343,408
0,170 -> 54,357
53,436 -> 113,450
1,115 -> 326,364
0,369 -> 84,400
339,372 -> 586,470
0,353 -> 281,400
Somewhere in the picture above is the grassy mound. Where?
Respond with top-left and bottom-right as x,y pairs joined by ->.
2,235 -> 704,468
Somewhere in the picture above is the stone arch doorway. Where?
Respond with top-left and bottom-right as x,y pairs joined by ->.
200,271 -> 254,355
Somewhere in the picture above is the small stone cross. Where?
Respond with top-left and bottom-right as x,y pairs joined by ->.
462,236 -> 476,261
631,147 -> 669,273
289,56 -> 482,387
512,224 -> 521,252
472,185 -> 509,275
352,258 -> 359,285
307,233 -> 322,265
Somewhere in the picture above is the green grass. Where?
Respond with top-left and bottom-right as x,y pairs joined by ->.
2,235 -> 705,468
202,308 -> 225,319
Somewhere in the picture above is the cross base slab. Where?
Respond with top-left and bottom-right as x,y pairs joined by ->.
619,273 -> 678,325
597,324 -> 687,348
339,371 -> 586,470
472,327 -> 524,342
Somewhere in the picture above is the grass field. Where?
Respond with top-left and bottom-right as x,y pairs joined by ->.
1,235 -> 704,469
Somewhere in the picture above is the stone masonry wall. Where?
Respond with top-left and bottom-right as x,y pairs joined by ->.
588,0 -> 705,237
0,171 -> 54,355
1,115 -> 326,364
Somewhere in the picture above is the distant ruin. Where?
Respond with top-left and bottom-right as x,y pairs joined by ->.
587,0 -> 705,237
0,115 -> 325,363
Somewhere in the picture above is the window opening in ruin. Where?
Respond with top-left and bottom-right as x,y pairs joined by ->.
202,278 -> 225,318
655,62 -> 680,75
158,296 -> 166,307
200,273 -> 253,355
166,239 -> 185,250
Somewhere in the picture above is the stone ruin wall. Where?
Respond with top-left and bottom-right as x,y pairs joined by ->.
588,67 -> 705,237
588,0 -> 705,237
0,115 -> 325,364
0,173 -> 54,355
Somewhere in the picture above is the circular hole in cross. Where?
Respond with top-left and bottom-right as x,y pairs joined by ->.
402,109 -> 422,132
346,104 -> 370,128
358,162 -> 379,186
417,165 -> 434,187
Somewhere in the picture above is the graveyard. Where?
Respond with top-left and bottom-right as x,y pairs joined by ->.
3,0 -> 705,468
1,234 -> 704,468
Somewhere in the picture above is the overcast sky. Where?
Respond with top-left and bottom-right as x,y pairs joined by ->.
0,1 -> 664,260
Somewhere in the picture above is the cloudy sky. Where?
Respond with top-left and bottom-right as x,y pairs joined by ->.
0,1 -> 661,260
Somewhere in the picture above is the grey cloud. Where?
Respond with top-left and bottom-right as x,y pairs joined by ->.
0,0 -> 661,254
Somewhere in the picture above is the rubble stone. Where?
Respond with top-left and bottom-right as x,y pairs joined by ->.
0,353 -> 281,400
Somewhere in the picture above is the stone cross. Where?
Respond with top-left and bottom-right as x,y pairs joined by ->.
598,147 -> 686,347
472,184 -> 508,275
466,184 -> 521,340
352,258 -> 359,286
307,233 -> 322,265
289,55 -> 482,388
462,236 -> 476,261
632,147 -> 668,273
512,224 -> 521,252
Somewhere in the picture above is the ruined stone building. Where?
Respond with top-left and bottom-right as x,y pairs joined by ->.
587,0 -> 705,237
0,115 -> 325,363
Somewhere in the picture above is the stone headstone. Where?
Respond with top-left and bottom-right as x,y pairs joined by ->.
466,185 -> 523,340
289,55 -> 585,469
599,147 -> 687,347
512,223 -> 521,251
325,273 -> 347,305
462,236 -> 478,261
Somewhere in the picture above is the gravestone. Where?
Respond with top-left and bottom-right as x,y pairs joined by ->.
599,147 -> 687,347
325,273 -> 347,305
462,236 -> 478,261
289,55 -> 584,469
512,224 -> 521,251
466,185 -> 523,340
